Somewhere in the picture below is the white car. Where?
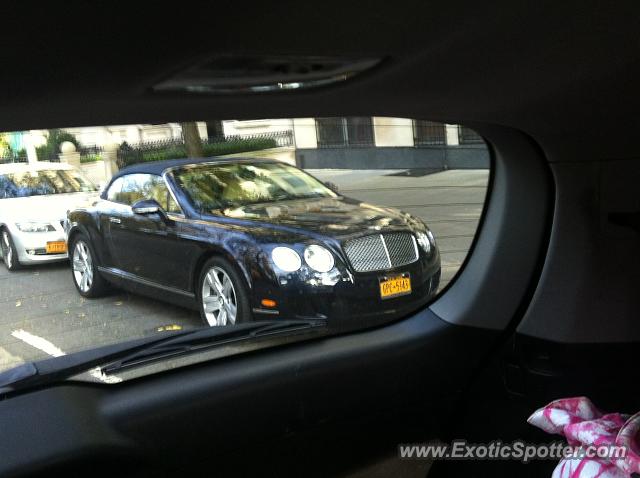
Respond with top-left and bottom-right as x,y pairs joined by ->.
0,161 -> 99,271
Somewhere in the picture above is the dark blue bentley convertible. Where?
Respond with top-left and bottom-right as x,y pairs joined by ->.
66,158 -> 440,327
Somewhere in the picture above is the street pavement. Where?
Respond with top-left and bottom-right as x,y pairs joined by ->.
0,168 -> 489,373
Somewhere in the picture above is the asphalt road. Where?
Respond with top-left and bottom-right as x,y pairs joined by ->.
0,168 -> 489,373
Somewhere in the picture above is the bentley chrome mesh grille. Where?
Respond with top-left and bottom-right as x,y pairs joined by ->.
343,233 -> 418,272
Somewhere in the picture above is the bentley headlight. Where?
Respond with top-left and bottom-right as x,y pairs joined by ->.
271,246 -> 302,272
415,231 -> 432,254
15,222 -> 55,233
304,244 -> 335,273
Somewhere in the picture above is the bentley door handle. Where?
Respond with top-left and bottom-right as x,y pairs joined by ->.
109,217 -> 122,224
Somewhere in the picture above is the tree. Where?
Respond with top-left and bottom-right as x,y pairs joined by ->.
180,122 -> 203,158
36,129 -> 81,160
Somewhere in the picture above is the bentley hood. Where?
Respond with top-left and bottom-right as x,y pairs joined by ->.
215,196 -> 424,239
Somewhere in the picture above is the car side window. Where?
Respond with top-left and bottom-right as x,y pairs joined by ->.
118,174 -> 147,205
166,191 -> 181,214
106,177 -> 124,202
143,175 -> 181,214
111,173 -> 180,213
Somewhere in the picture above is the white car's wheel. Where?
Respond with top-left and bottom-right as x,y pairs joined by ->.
1,230 -> 21,271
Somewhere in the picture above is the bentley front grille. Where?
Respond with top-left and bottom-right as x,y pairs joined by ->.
343,233 -> 418,272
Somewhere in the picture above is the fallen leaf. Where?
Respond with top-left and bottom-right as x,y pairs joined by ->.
15,300 -> 21,307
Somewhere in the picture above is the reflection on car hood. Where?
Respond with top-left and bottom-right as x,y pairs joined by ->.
219,196 -> 420,237
0,192 -> 99,222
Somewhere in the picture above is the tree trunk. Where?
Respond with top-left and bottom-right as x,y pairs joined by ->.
181,122 -> 204,157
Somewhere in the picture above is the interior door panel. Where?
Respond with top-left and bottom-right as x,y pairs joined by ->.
0,310 -> 496,477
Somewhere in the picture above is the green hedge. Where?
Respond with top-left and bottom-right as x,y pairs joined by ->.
119,138 -> 278,167
80,153 -> 102,163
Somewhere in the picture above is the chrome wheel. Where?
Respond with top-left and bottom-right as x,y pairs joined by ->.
2,231 -> 13,269
202,266 -> 238,326
72,240 -> 93,293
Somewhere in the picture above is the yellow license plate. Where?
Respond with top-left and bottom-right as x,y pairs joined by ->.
379,275 -> 411,299
46,241 -> 67,254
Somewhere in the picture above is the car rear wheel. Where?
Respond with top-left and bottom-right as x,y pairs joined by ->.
70,234 -> 109,298
1,229 -> 21,271
198,257 -> 251,327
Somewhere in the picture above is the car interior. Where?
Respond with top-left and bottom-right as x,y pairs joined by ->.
1,2 -> 639,477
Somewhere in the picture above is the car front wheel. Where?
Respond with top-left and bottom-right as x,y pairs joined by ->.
198,257 -> 251,327
70,234 -> 109,298
1,229 -> 21,271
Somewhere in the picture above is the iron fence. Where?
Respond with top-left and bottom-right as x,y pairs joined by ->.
220,130 -> 294,147
79,145 -> 105,163
116,130 -> 293,168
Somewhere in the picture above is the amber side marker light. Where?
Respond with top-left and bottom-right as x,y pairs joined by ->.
261,299 -> 277,308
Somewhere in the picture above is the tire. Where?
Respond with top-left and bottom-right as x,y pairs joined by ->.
198,256 -> 251,327
69,233 -> 109,298
1,229 -> 21,271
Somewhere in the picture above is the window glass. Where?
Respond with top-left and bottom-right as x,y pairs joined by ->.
106,177 -> 124,202
110,173 -> 179,211
142,175 -> 170,207
174,162 -> 336,211
117,174 -> 147,205
316,117 -> 374,148
166,191 -> 181,214
413,120 -> 446,146
0,118 -> 490,384
0,169 -> 96,198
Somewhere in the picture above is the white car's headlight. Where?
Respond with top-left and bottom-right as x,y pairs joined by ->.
415,231 -> 433,254
271,247 -> 302,272
304,244 -> 335,273
15,222 -> 55,233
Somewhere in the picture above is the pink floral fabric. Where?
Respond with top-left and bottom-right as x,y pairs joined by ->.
528,397 -> 640,478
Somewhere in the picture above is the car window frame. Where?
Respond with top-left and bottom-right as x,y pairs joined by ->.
104,173 -> 185,217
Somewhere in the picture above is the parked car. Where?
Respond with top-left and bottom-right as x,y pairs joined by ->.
66,158 -> 441,326
0,161 -> 99,271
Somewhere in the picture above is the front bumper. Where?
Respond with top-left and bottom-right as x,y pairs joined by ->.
11,229 -> 69,265
252,250 -> 441,329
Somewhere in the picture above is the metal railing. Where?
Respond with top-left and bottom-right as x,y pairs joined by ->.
116,130 -> 294,168
79,145 -> 105,163
220,130 -> 294,147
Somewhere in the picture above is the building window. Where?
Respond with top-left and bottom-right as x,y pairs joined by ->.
413,120 -> 446,146
315,117 -> 374,148
458,125 -> 484,144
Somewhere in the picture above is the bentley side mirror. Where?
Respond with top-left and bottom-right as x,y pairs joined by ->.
132,199 -> 164,216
